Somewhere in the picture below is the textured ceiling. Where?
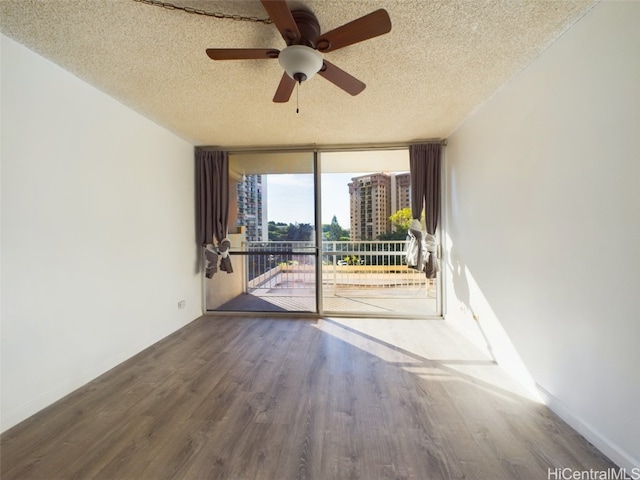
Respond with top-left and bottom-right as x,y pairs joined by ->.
1,0 -> 597,148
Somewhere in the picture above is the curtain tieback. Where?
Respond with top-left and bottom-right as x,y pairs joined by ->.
204,244 -> 219,278
424,233 -> 440,276
425,233 -> 437,254
217,238 -> 233,274
218,238 -> 230,258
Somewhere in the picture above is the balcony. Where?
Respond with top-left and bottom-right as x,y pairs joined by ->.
208,240 -> 438,317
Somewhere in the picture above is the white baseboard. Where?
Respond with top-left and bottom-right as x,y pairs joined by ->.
536,384 -> 639,473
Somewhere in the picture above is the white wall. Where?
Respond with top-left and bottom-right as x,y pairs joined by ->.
1,35 -> 202,431
444,1 -> 639,470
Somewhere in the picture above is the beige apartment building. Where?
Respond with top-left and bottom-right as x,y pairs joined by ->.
349,172 -> 410,240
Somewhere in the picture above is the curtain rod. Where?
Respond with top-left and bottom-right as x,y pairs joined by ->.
198,139 -> 447,154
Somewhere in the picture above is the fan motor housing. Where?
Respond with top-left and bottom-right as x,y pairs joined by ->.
291,10 -> 321,47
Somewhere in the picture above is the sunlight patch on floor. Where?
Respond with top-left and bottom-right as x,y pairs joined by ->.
317,317 -> 542,403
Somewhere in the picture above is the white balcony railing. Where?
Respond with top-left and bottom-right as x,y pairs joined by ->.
243,240 -> 429,294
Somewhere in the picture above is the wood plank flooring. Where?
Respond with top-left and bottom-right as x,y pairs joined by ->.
1,316 -> 617,480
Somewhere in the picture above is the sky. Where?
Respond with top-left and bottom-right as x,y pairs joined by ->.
267,173 -> 355,228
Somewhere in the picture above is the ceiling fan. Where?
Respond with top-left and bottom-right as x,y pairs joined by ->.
206,0 -> 392,103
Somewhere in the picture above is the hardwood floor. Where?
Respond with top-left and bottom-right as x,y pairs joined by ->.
1,316 -> 616,479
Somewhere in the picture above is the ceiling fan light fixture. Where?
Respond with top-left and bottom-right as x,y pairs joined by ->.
278,45 -> 323,83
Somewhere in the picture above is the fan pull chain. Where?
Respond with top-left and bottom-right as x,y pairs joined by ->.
296,82 -> 300,114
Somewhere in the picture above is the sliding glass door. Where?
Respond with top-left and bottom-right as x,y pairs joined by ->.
204,148 -> 441,317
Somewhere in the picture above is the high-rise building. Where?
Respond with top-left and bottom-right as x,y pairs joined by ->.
236,174 -> 268,242
349,172 -> 411,240
393,172 -> 412,213
349,173 -> 391,241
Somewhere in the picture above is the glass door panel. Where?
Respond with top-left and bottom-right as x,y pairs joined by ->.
320,150 -> 440,317
206,151 -> 318,313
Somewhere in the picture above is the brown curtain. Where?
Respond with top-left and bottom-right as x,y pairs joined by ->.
409,143 -> 441,279
195,148 -> 232,277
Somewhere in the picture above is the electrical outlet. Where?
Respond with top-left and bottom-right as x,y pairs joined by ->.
177,300 -> 186,309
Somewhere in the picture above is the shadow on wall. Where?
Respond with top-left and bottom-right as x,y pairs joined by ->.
444,240 -> 539,398
447,243 -> 496,364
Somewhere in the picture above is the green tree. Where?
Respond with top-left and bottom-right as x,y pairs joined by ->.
329,215 -> 348,241
378,208 -> 413,240
286,222 -> 314,241
377,230 -> 407,241
389,207 -> 413,231
268,221 -> 289,241
322,216 -> 350,241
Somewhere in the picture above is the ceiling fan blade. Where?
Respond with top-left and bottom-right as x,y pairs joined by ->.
273,72 -> 296,103
206,48 -> 280,60
318,60 -> 366,96
315,9 -> 391,53
260,0 -> 301,45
